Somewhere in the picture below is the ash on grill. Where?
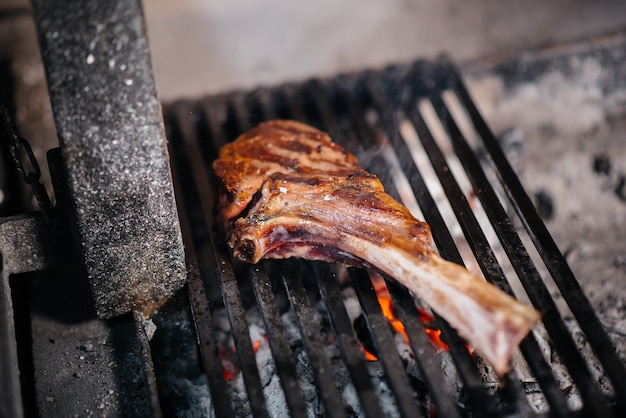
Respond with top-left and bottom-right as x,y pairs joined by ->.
153,264 -> 460,418
151,263 -> 611,417
157,57 -> 626,418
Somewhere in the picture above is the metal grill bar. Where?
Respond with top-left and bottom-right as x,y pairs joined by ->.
280,261 -> 348,418
379,80 -> 568,413
298,82 -> 463,415
282,80 -> 448,416
165,105 -> 235,417
312,263 -> 386,418
399,94 -> 571,415
449,66 -> 626,417
302,77 -> 470,418
385,279 -> 462,418
159,58 -> 624,417
366,64 -> 625,417
212,246 -> 270,418
263,86 -> 434,417
188,103 -> 270,418
318,79 -> 499,416
402,65 -> 621,416
349,268 -> 422,418
279,82 -> 469,417
425,90 -> 611,417
248,265 -> 309,417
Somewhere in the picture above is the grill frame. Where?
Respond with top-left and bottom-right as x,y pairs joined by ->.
161,58 -> 626,417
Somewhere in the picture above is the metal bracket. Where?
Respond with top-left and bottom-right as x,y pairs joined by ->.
0,210 -> 79,418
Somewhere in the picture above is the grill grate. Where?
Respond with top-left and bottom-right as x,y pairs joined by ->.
162,58 -> 626,417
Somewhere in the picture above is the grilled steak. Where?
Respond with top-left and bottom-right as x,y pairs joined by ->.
213,119 -> 540,375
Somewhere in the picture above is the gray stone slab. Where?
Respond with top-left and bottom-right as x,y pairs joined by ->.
32,0 -> 186,318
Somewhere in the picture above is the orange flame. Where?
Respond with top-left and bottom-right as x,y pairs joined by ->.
361,275 -> 452,361
359,342 -> 379,361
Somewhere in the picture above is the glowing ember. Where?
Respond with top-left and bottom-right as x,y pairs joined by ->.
360,275 -> 453,361
221,338 -> 266,380
219,346 -> 237,380
416,308 -> 450,353
359,342 -> 379,361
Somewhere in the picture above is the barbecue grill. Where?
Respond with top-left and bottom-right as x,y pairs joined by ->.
1,1 -> 625,417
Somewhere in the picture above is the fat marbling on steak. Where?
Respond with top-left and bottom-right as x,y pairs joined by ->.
213,119 -> 540,375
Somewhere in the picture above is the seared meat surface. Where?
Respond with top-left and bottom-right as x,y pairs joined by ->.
213,120 -> 362,226
213,120 -> 540,375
